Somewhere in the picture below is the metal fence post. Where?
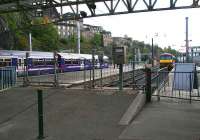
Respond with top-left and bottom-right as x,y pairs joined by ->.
54,51 -> 58,87
100,63 -> 103,89
89,68 -> 92,88
132,48 -> 135,89
145,67 -> 152,102
92,49 -> 95,89
37,89 -> 44,140
23,52 -> 29,86
189,73 -> 192,104
119,64 -> 123,91
14,67 -> 17,86
83,60 -> 86,89
25,52 -> 29,86
157,70 -> 160,101
0,68 -> 2,90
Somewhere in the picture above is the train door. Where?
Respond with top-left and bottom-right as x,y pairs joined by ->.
11,58 -> 18,67
17,58 -> 24,74
80,59 -> 84,70
96,59 -> 100,68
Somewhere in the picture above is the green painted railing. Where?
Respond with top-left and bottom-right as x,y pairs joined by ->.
0,66 -> 17,91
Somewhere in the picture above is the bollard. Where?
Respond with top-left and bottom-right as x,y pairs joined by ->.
145,68 -> 152,102
37,89 -> 44,139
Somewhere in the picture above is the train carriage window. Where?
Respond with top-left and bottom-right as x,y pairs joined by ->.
33,59 -> 45,65
65,59 -> 72,64
5,59 -> 11,66
5,59 -> 11,62
0,61 -> 5,67
45,59 -> 54,65
71,59 -> 79,65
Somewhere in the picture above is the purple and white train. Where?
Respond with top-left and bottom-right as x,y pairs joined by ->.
0,50 -> 109,76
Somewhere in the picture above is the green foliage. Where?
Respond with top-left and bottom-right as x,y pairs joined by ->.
31,19 -> 60,51
90,33 -> 103,53
60,38 -> 68,44
91,33 -> 102,46
163,46 -> 179,56
1,13 -> 62,51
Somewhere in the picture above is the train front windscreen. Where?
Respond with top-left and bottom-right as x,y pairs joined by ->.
160,55 -> 172,60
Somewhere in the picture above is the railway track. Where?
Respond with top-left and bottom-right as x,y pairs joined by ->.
102,69 -> 145,88
102,66 -> 163,89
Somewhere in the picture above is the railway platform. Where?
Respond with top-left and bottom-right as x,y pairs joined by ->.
119,66 -> 200,140
0,87 -> 138,140
119,98 -> 200,140
1,65 -> 200,140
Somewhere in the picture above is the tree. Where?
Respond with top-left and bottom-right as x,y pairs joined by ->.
30,19 -> 60,51
163,46 -> 179,56
92,33 -> 102,48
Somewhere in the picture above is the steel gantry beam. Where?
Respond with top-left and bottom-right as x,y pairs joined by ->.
0,0 -> 200,22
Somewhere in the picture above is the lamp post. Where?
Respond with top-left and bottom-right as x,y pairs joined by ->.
151,38 -> 154,67
146,33 -> 158,67
185,17 -> 189,63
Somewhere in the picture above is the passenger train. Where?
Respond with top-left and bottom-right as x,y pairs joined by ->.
0,50 -> 109,76
160,53 -> 176,70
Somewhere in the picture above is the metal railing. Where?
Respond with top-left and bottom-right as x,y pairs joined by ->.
0,66 -> 17,91
17,63 -> 143,88
148,68 -> 200,103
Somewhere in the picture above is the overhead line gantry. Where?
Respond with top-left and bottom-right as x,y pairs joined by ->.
0,0 -> 200,22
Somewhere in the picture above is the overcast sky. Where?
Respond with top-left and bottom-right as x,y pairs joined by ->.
83,7 -> 200,52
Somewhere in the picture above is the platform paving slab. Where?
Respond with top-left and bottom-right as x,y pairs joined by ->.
0,87 -> 136,140
119,99 -> 200,140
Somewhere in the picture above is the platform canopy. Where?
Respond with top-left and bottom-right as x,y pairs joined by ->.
0,0 -> 200,23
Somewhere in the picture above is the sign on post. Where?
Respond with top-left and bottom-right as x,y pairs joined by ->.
112,46 -> 127,64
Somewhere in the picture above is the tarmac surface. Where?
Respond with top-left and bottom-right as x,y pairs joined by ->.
1,87 -> 200,140
0,87 -> 136,140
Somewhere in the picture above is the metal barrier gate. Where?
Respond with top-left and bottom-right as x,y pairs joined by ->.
150,67 -> 200,103
0,66 -> 17,91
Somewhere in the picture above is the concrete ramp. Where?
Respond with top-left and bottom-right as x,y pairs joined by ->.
118,92 -> 146,125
